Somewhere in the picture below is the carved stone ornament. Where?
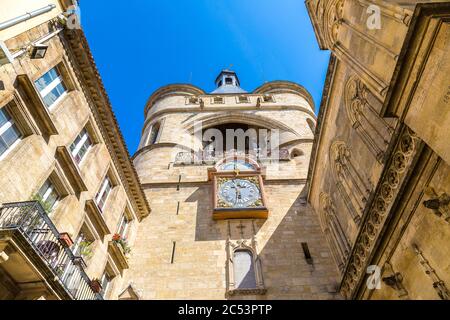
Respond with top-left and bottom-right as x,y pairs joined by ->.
340,127 -> 419,299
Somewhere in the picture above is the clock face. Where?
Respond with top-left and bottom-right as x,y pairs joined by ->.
218,178 -> 261,208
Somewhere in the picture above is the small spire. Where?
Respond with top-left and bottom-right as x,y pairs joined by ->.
211,70 -> 247,94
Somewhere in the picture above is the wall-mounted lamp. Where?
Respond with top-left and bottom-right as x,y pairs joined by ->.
30,44 -> 48,59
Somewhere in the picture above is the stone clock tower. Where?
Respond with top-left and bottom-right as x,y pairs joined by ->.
126,70 -> 341,299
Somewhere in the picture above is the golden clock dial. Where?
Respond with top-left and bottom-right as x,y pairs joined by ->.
218,178 -> 261,208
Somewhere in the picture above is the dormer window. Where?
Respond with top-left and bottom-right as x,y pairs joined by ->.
213,97 -> 224,104
188,97 -> 199,104
238,96 -> 249,103
263,95 -> 274,103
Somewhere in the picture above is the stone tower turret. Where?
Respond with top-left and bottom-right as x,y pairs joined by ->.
127,71 -> 340,299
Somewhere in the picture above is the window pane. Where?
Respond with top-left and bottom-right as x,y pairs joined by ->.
71,129 -> 92,164
100,273 -> 111,297
96,178 -> 112,211
37,180 -> 51,199
118,215 -> 130,238
35,68 -> 59,92
233,250 -> 257,289
1,124 -> 21,147
43,83 -> 66,107
0,140 -> 7,156
35,69 -> 57,91
37,180 -> 60,212
0,108 -> 10,127
45,189 -> 59,210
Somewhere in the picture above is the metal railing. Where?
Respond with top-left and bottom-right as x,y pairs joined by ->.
0,201 -> 103,300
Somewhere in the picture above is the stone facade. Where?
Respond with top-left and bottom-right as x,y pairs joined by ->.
0,1 -> 149,300
306,1 -> 450,300
126,77 -> 341,299
1,0 -> 449,301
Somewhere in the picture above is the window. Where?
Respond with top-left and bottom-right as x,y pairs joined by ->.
72,231 -> 93,259
188,97 -> 199,104
213,96 -> 224,104
148,122 -> 161,145
95,176 -> 113,212
233,250 -> 257,289
0,107 -> 21,159
262,95 -> 274,103
36,179 -> 60,212
70,128 -> 92,164
34,67 -> 67,108
238,96 -> 249,103
100,271 -> 113,298
117,214 -> 131,239
225,77 -> 233,85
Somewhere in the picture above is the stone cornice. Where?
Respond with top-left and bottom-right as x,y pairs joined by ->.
62,28 -> 150,220
142,104 -> 317,134
339,125 -> 422,299
144,84 -> 206,116
144,81 -> 315,118
253,80 -> 316,112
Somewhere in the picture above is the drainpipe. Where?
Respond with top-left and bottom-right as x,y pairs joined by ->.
0,4 -> 56,31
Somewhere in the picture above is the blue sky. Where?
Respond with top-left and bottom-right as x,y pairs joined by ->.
80,0 -> 330,153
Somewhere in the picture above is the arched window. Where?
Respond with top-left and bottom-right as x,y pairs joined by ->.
233,250 -> 257,289
148,122 -> 161,145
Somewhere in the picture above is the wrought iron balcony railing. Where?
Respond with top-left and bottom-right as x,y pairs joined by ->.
0,201 -> 103,300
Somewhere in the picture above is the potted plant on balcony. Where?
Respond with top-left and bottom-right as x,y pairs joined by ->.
90,278 -> 102,293
112,233 -> 131,255
59,232 -> 74,247
31,195 -> 53,215
79,240 -> 94,260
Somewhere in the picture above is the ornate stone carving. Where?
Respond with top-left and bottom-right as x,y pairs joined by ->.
344,75 -> 394,163
175,152 -> 193,165
225,231 -> 266,297
324,0 -> 344,47
319,193 -> 351,273
339,127 -> 419,299
330,141 -> 371,224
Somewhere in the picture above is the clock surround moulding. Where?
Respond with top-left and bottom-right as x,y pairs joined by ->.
208,157 -> 269,220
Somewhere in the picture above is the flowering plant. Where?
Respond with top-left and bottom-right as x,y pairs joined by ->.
112,233 -> 121,241
112,233 -> 131,255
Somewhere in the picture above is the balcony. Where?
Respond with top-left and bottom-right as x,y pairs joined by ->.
174,148 -> 291,166
0,201 -> 103,300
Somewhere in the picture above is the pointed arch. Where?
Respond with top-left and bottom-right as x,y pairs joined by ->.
330,141 -> 371,225
319,193 -> 351,273
344,75 -> 394,162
